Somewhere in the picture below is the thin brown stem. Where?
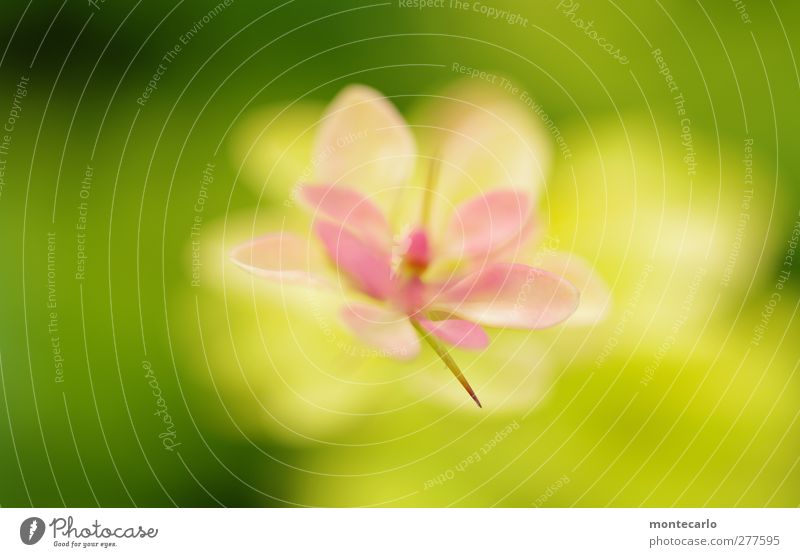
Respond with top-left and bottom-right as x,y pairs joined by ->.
411,319 -> 482,408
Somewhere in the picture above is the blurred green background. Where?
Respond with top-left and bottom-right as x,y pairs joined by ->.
0,0 -> 798,507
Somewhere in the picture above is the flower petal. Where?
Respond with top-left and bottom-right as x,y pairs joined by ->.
413,81 -> 551,231
442,189 -> 533,260
537,252 -> 611,325
314,219 -> 394,300
431,263 -> 579,329
417,317 -> 489,350
340,304 -> 420,360
314,85 -> 416,210
230,232 -> 331,287
298,184 -> 392,253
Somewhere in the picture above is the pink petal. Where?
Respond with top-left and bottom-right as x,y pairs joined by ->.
340,304 -> 420,360
314,219 -> 394,300
417,318 -> 489,350
314,85 -> 416,210
443,189 -> 533,260
298,184 -> 392,254
402,227 -> 431,271
230,232 -> 331,287
414,81 -> 550,231
431,263 -> 579,329
488,216 -> 540,264
537,252 -> 611,325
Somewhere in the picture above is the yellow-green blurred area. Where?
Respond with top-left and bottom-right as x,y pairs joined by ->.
0,0 -> 798,507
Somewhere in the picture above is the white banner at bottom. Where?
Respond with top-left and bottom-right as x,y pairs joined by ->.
1,508 -> 797,556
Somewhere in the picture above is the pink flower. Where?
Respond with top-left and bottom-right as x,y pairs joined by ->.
231,84 -> 608,407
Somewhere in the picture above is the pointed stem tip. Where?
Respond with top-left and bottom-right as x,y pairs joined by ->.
411,319 -> 482,408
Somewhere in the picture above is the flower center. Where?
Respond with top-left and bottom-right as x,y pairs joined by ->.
401,227 -> 430,274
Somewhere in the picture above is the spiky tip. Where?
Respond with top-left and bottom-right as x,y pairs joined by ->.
411,319 -> 482,408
